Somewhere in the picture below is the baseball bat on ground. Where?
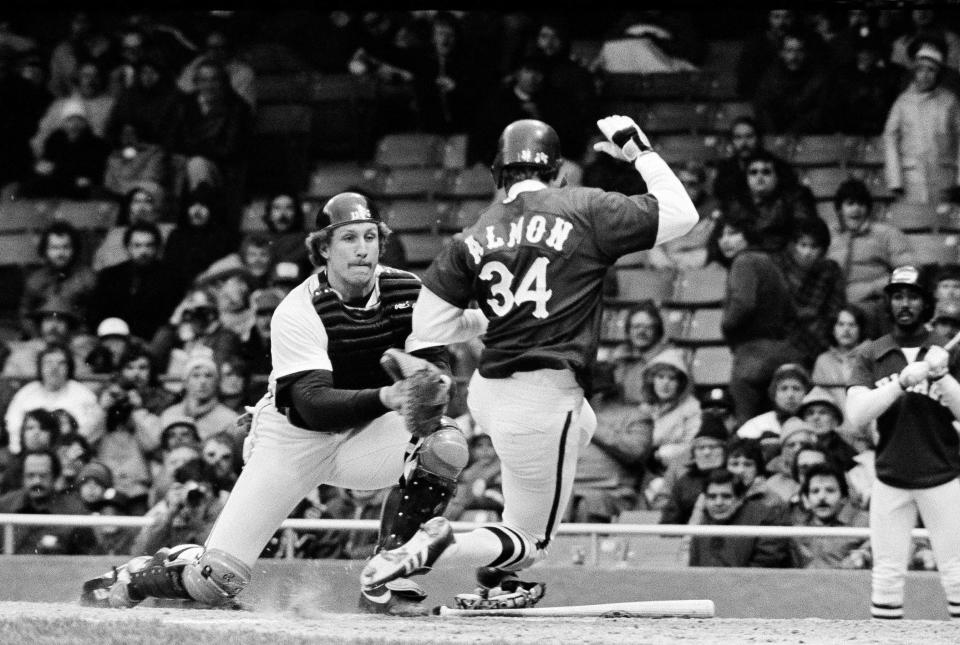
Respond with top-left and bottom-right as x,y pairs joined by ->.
436,599 -> 715,618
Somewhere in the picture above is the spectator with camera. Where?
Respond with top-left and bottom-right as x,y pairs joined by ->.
55,430 -> 92,494
76,460 -> 113,511
4,343 -> 101,453
148,421 -> 201,508
19,221 -> 96,340
84,317 -> 135,375
132,457 -> 226,556
201,431 -> 240,493
0,449 -> 97,554
94,374 -> 153,515
790,462 -> 871,569
151,287 -> 242,379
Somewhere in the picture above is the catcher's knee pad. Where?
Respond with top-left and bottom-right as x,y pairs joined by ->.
417,418 -> 469,480
377,418 -> 468,551
181,547 -> 252,605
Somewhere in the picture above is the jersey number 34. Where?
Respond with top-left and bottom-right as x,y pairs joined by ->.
479,257 -> 552,319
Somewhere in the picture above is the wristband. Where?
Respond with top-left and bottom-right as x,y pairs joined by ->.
929,371 -> 948,382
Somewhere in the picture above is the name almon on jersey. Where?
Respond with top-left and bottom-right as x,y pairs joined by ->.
463,214 -> 576,265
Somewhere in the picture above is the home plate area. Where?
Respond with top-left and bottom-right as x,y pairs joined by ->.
2,601 -> 960,645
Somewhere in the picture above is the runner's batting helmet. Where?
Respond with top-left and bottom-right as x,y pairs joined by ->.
491,119 -> 561,188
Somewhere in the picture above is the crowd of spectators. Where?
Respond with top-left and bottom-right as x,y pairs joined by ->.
1,8 -> 960,570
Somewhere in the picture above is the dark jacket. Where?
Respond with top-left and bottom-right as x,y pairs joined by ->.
689,498 -> 791,567
754,61 -> 833,134
0,488 -> 98,555
90,259 -> 181,341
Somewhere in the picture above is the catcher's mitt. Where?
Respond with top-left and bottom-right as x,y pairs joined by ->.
380,348 -> 451,438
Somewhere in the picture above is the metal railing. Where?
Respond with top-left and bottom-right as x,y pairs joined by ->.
0,514 -> 931,564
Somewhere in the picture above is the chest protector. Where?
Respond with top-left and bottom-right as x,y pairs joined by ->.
311,268 -> 421,390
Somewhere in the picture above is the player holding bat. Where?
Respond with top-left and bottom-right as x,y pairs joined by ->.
846,265 -> 960,620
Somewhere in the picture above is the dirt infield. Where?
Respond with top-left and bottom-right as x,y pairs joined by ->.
2,601 -> 960,645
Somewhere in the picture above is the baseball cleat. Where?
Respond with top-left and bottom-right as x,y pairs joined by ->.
358,578 -> 430,617
80,555 -> 154,608
361,516 -> 454,590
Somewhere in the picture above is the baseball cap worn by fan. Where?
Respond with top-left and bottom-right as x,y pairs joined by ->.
96,317 -> 130,339
693,414 -> 728,445
884,265 -> 928,298
915,42 -> 945,67
183,348 -> 217,378
315,192 -> 378,231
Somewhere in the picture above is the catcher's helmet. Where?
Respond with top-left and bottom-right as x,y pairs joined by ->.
315,192 -> 378,231
491,119 -> 561,188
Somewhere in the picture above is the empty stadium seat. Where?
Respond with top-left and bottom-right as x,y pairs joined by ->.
366,167 -> 443,198
763,135 -> 794,161
802,167 -> 853,200
675,307 -> 725,345
308,163 -> 372,197
710,101 -> 754,133
790,135 -> 846,167
374,133 -> 444,168
0,199 -> 56,232
53,200 -> 118,230
398,233 -> 451,266
660,307 -> 690,342
382,200 -> 440,232
906,233 -> 960,266
846,136 -> 885,168
643,101 -> 712,134
437,165 -> 495,199
0,232 -> 40,266
442,134 -> 468,169
667,265 -> 727,307
614,267 -> 676,303
885,202 -> 940,233
691,346 -> 733,387
654,134 -> 723,165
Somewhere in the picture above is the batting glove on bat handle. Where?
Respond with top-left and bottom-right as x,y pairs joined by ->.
899,361 -> 931,389
595,115 -> 653,162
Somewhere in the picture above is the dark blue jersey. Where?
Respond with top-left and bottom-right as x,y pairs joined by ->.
422,184 -> 659,388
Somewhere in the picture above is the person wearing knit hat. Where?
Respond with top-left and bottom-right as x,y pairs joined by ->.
737,363 -> 811,441
884,35 -> 960,205
158,348 -> 237,445
799,386 -> 859,471
659,412 -> 729,525
765,418 -> 818,502
78,460 -> 114,508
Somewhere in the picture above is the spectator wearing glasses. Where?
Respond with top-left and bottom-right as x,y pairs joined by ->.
712,116 -> 799,210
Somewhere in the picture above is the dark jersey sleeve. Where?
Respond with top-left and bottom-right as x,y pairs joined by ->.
277,369 -> 388,433
421,237 -> 477,309
589,191 -> 660,261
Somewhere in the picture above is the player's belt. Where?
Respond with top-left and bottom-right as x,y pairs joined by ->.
276,405 -> 341,435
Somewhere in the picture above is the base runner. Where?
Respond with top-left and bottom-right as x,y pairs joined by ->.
360,115 -> 699,609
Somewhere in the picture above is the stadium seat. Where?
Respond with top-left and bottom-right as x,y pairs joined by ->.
442,134 -> 468,169
397,233 -> 451,266
52,200 -> 118,230
255,103 -> 313,135
697,70 -> 738,100
763,135 -> 794,161
660,306 -> 690,342
790,135 -> 845,167
382,200 -> 440,232
310,73 -> 375,102
691,345 -> 733,387
643,101 -> 712,134
614,267 -> 676,303
437,165 -> 496,199
906,233 -> 960,266
802,167 -> 853,200
710,101 -> 754,133
674,307 -> 725,345
846,136 -> 885,168
600,305 -> 630,343
250,104 -> 314,193
885,202 -> 940,233
667,265 -> 727,307
0,199 -> 55,232
601,73 -> 647,99
374,133 -> 444,168
654,134 -> 723,165
0,232 -> 40,266
444,198 -> 490,229
308,163 -> 372,198
366,167 -> 443,198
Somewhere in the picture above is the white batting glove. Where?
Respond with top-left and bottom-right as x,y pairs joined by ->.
925,345 -> 950,380
899,361 -> 931,389
594,115 -> 652,162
